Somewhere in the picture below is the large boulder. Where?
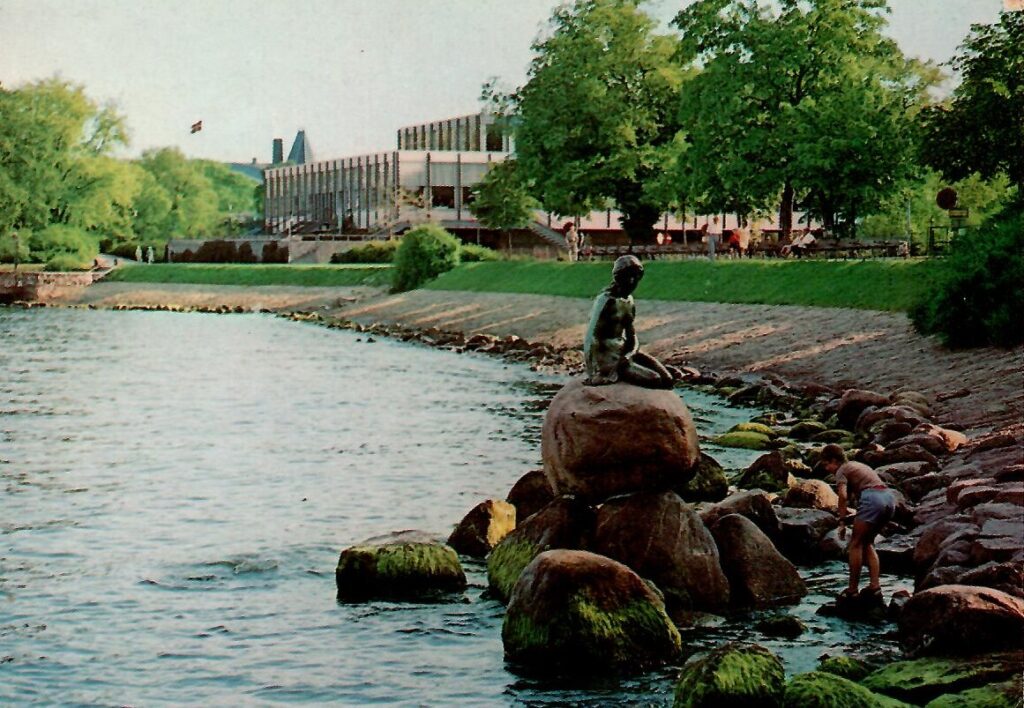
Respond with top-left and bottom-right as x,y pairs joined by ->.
336,530 -> 466,601
487,496 -> 593,603
505,469 -> 554,521
592,491 -> 730,613
710,514 -> 807,607
502,549 -> 681,673
542,379 -> 700,502
898,585 -> 1024,655
776,507 -> 840,564
447,499 -> 516,557
673,642 -> 785,707
701,490 -> 782,541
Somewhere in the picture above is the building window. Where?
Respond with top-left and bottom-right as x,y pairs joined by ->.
485,124 -> 503,152
431,186 -> 455,208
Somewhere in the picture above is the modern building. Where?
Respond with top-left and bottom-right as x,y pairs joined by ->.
263,112 -> 519,238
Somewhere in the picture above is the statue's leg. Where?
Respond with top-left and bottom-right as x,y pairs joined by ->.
620,355 -> 673,389
632,351 -> 679,387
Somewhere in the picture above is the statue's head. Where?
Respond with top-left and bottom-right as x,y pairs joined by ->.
612,255 -> 644,294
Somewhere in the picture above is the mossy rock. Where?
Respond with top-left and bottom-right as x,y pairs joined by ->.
728,422 -> 778,438
924,678 -> 1023,708
674,642 -> 785,707
713,431 -> 774,450
862,653 -> 1023,705
752,412 -> 787,426
783,672 -> 908,708
502,550 -> 681,673
789,420 -> 828,441
818,656 -> 874,682
755,614 -> 806,639
718,386 -> 740,398
678,452 -> 729,503
335,531 -> 466,601
812,429 -> 856,444
488,537 -> 542,603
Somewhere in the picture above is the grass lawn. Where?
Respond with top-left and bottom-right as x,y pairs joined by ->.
103,263 -> 392,287
428,259 -> 937,312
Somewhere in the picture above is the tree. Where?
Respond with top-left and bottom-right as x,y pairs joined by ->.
137,148 -> 219,237
672,0 -> 929,236
510,0 -> 685,243
468,160 -> 540,243
919,11 -> 1023,200
0,78 -> 128,240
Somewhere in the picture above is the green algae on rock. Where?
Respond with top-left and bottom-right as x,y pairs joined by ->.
502,549 -> 681,673
923,678 -> 1023,708
817,655 -> 874,682
335,530 -> 466,601
713,431 -> 775,450
788,420 -> 829,441
861,653 -> 1024,705
728,422 -> 778,438
486,496 -> 593,603
673,642 -> 785,707
676,452 -> 729,503
783,671 -> 909,708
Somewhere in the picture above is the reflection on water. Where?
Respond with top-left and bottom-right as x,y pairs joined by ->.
0,308 -> 904,705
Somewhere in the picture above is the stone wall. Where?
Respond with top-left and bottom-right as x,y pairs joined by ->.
0,271 -> 97,303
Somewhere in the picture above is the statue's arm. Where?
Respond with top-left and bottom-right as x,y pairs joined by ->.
623,303 -> 638,355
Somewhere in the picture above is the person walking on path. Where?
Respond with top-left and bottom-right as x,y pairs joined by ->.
820,444 -> 896,602
146,246 -> 155,264
702,216 -> 721,260
564,224 -> 580,262
134,245 -> 143,262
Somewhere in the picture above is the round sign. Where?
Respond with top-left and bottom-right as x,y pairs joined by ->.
936,187 -> 958,210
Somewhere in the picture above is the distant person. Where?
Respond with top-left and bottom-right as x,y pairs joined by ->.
790,229 -> 816,258
146,246 -> 155,264
565,224 -> 580,262
820,444 -> 896,603
897,241 -> 910,258
703,216 -> 721,260
134,245 -> 143,262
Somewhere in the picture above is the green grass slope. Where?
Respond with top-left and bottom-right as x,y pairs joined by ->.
104,264 -> 391,288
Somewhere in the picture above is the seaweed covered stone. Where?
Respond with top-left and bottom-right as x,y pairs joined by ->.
782,671 -> 903,708
335,530 -> 466,601
542,379 -> 700,502
486,496 -> 593,603
502,549 -> 681,674
673,642 -> 785,707
817,655 -> 874,682
676,452 -> 729,503
861,653 -> 1024,705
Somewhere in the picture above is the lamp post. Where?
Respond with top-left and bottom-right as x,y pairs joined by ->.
11,232 -> 19,271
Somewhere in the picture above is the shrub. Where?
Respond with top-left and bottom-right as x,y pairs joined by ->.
0,230 -> 31,264
193,240 -> 239,263
331,240 -> 399,264
391,224 -> 460,292
261,241 -> 289,263
459,243 -> 501,262
911,205 -> 1024,347
29,224 -> 97,268
237,242 -> 257,263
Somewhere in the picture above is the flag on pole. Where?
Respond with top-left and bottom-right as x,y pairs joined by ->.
190,120 -> 203,134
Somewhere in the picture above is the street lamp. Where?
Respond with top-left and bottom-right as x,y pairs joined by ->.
11,232 -> 19,271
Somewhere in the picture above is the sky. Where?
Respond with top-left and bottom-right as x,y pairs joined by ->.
0,0 -> 1006,164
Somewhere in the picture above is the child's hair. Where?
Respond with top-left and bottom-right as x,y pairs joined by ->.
820,443 -> 848,465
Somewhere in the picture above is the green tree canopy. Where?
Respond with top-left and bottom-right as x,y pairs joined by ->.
137,147 -> 220,238
468,159 -> 540,234
672,0 -> 931,235
919,11 -> 1023,201
509,0 -> 685,243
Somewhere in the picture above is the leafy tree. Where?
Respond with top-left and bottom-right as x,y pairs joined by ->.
919,11 -> 1023,201
137,147 -> 219,237
509,0 -> 684,243
672,0 -> 929,236
468,160 -> 540,241
0,78 -> 128,246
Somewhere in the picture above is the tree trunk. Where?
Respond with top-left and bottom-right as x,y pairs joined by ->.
779,181 -> 794,239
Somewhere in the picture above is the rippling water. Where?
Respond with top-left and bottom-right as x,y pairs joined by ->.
1,308 -> 906,705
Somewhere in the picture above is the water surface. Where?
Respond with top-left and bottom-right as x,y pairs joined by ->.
0,309 -> 904,705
